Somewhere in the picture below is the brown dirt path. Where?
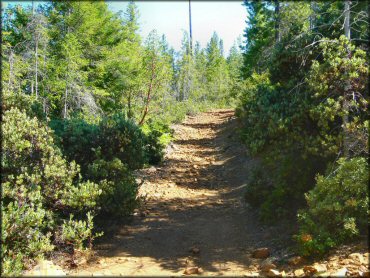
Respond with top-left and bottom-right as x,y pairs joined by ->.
69,109 -> 294,276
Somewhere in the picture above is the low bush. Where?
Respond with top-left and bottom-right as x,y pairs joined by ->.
296,157 -> 369,257
87,156 -> 138,217
99,113 -> 147,170
2,108 -> 102,276
142,119 -> 173,165
49,118 -> 100,174
51,114 -> 148,171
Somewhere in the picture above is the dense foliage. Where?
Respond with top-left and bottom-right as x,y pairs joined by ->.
296,157 -> 369,257
239,0 -> 368,255
1,0 -> 242,275
2,0 -> 368,273
2,108 -> 101,276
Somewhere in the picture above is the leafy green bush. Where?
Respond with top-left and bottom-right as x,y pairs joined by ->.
2,108 -> 102,276
296,157 -> 369,257
97,113 -> 147,170
49,118 -> 100,173
142,119 -> 173,165
87,156 -> 138,217
61,212 -> 103,250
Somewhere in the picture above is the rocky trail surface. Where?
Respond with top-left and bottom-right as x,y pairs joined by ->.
54,109 -> 367,276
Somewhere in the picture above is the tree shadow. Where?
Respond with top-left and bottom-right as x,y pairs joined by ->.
89,110 -> 297,274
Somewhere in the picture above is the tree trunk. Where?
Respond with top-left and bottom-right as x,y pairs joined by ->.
344,1 -> 351,39
343,0 -> 351,156
35,36 -> 38,99
8,51 -> 14,90
310,1 -> 316,30
274,0 -> 280,43
189,0 -> 193,55
64,85 -> 68,119
127,90 -> 133,119
139,60 -> 156,125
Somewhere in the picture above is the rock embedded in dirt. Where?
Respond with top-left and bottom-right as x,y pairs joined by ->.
260,259 -> 277,272
287,256 -> 305,266
24,259 -> 66,276
293,268 -> 305,277
148,166 -> 157,173
360,271 -> 370,277
184,267 -> 203,275
266,269 -> 282,277
331,267 -> 348,277
303,265 -> 316,274
189,247 -> 200,255
348,253 -> 365,265
252,248 -> 270,259
304,263 -> 327,275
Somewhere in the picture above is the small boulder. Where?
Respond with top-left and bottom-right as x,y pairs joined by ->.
266,269 -> 282,277
260,259 -> 276,272
252,248 -> 270,259
313,263 -> 327,273
303,265 -> 316,274
293,269 -> 305,277
348,253 -> 365,265
148,166 -> 157,173
304,263 -> 327,274
331,267 -> 347,277
184,267 -> 203,275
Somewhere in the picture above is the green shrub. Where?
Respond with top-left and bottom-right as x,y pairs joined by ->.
2,89 -> 44,119
2,108 -> 102,276
87,156 -> 138,217
142,119 -> 173,165
50,113 -> 148,171
49,118 -> 100,174
60,212 -> 103,250
296,157 -> 369,257
98,113 -> 146,170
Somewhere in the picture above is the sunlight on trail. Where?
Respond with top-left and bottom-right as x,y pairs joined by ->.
69,109 -> 285,276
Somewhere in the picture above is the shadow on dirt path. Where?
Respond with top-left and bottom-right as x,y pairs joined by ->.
69,109 -> 295,276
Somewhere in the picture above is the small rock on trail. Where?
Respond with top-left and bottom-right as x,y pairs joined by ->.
67,109 -> 368,276
252,248 -> 270,259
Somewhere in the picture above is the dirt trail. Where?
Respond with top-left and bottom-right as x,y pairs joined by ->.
69,109 -> 293,276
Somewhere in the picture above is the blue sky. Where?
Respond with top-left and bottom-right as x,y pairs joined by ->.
3,1 -> 247,55
108,1 -> 246,55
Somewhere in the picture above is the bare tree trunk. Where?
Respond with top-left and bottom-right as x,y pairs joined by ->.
274,0 -> 280,43
309,1 -> 316,30
64,85 -> 68,119
139,61 -> 156,125
127,90 -> 133,119
343,0 -> 351,156
188,0 -> 193,55
8,51 -> 14,90
35,36 -> 38,99
344,1 -> 351,39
